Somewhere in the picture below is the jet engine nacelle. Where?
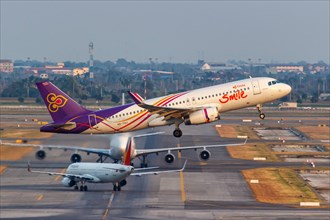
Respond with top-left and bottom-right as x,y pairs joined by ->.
35,150 -> 46,160
184,107 -> 219,125
164,153 -> 175,163
199,150 -> 211,161
70,153 -> 82,163
61,177 -> 76,187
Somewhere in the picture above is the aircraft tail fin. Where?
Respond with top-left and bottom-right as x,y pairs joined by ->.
36,81 -> 91,122
123,137 -> 133,166
127,91 -> 144,105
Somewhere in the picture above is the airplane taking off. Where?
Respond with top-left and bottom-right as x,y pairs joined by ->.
36,77 -> 291,138
27,138 -> 187,191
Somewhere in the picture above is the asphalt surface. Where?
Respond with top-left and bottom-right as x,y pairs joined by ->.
1,117 -> 330,220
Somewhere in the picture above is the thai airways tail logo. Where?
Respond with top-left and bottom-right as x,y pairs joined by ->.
46,93 -> 68,112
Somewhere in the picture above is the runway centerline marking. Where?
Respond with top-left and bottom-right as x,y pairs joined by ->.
177,143 -> 182,158
177,143 -> 186,203
102,191 -> 115,220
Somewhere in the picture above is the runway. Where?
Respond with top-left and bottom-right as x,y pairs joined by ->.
1,121 -> 330,219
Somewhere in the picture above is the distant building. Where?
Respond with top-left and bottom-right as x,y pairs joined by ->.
26,63 -> 72,75
73,67 -> 89,76
319,93 -> 330,101
201,62 -> 241,72
0,59 -> 14,73
275,66 -> 304,73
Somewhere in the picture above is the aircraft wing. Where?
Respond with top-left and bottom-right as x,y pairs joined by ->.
27,163 -> 94,181
131,160 -> 187,176
135,139 -> 247,157
128,91 -> 201,119
0,141 -> 111,158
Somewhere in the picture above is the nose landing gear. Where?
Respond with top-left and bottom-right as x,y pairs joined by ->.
256,104 -> 265,120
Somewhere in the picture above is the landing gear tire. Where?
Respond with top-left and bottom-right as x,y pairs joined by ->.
259,113 -> 265,120
80,185 -> 84,191
74,185 -> 79,190
173,129 -> 182,138
113,183 -> 121,191
83,185 -> 88,191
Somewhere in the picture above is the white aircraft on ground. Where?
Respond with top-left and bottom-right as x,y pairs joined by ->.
27,138 -> 187,191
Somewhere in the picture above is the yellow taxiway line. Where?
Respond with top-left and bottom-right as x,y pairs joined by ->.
54,168 -> 67,181
35,194 -> 44,201
177,143 -> 186,202
102,191 -> 115,220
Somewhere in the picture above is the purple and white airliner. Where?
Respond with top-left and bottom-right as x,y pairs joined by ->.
37,77 -> 291,138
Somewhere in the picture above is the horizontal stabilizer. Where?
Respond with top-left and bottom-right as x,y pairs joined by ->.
127,91 -> 144,105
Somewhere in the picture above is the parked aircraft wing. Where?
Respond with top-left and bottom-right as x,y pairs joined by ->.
131,160 -> 187,176
135,139 -> 247,157
1,141 -> 111,158
0,131 -> 164,161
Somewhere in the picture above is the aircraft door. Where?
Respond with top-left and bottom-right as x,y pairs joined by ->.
88,114 -> 98,128
251,80 -> 261,95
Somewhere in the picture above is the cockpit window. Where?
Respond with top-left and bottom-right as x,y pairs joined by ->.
268,80 -> 280,86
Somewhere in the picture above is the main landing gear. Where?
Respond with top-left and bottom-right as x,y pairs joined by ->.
113,183 -> 121,191
173,129 -> 182,138
140,155 -> 148,168
256,104 -> 265,120
173,119 -> 183,138
74,182 -> 88,191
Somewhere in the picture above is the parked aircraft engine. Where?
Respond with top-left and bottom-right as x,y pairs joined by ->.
199,150 -> 211,161
184,107 -> 219,125
35,150 -> 46,160
61,177 -> 76,187
164,153 -> 175,163
70,153 -> 82,163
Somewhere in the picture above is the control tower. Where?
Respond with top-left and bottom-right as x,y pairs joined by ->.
89,42 -> 94,79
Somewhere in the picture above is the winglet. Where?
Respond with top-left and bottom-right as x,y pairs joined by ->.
127,91 -> 144,105
180,160 -> 188,171
123,137 -> 132,165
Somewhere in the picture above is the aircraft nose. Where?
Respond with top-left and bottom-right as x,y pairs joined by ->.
284,83 -> 292,95
128,166 -> 134,174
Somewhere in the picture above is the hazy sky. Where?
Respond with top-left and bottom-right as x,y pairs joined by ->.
1,1 -> 329,63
